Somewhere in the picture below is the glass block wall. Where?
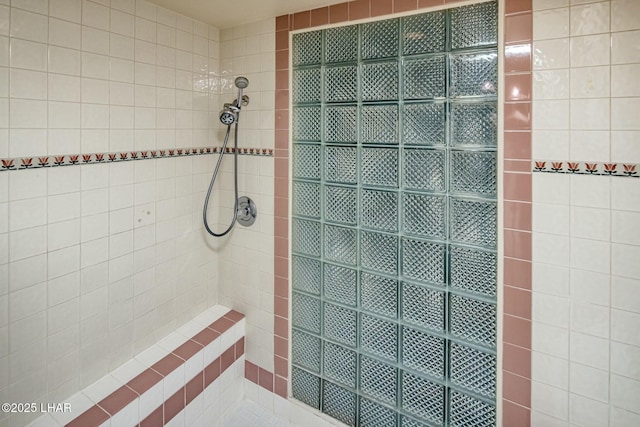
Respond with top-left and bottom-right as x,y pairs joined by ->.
290,2 -> 498,426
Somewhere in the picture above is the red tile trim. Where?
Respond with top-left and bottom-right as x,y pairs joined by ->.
503,343 -> 532,379
65,310 -> 245,427
503,400 -> 532,427
164,387 -> 185,423
502,11 -> 533,412
173,340 -> 204,362
65,405 -> 110,427
275,375 -> 288,398
186,373 -> 204,405
204,357 -> 221,387
127,369 -> 163,396
209,317 -> 235,334
139,406 -> 163,427
503,371 -> 532,408
505,0 -> 531,16
191,328 -> 221,347
259,368 -> 275,392
245,361 -> 259,383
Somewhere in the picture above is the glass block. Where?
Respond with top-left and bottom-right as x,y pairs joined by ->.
326,106 -> 358,143
292,218 -> 321,257
323,381 -> 356,426
324,225 -> 357,266
361,314 -> 397,362
293,67 -> 321,104
450,245 -> 497,298
361,272 -> 398,319
360,398 -> 397,427
326,65 -> 357,103
362,62 -> 399,101
293,144 -> 320,180
292,255 -> 321,295
401,238 -> 446,285
324,263 -> 357,306
292,106 -> 321,141
292,329 -> 322,372
360,356 -> 397,405
450,198 -> 497,248
403,103 -> 446,146
401,371 -> 445,424
449,391 -> 496,427
401,416 -> 431,427
325,25 -> 358,64
403,56 -> 446,100
361,19 -> 399,60
324,303 -> 357,347
450,294 -> 496,348
292,30 -> 322,66
450,343 -> 496,398
450,1 -> 498,50
402,193 -> 446,239
362,148 -> 398,188
402,11 -> 446,55
361,104 -> 399,144
293,181 -> 320,218
402,327 -> 445,380
401,282 -> 445,332
292,367 -> 320,409
325,146 -> 357,184
450,102 -> 498,147
361,231 -> 398,275
325,185 -> 357,225
450,52 -> 498,98
451,150 -> 497,196
323,341 -> 357,388
403,148 -> 446,192
292,292 -> 321,334
362,189 -> 398,232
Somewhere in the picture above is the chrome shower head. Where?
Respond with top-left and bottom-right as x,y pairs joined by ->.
235,76 -> 249,89
219,104 -> 239,125
220,77 -> 249,125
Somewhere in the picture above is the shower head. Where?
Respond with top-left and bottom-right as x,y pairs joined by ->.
219,104 -> 239,125
220,77 -> 250,125
235,76 -> 249,89
233,76 -> 249,110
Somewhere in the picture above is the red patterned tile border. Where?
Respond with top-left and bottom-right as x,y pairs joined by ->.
64,309 -> 245,427
0,147 -> 273,172
533,160 -> 639,177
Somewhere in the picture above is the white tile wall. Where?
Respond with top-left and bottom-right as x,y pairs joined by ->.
213,20 -> 276,374
532,1 -> 640,425
0,1 -> 229,426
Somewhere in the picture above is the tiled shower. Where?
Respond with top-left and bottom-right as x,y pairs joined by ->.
289,3 -> 498,425
0,0 -> 639,426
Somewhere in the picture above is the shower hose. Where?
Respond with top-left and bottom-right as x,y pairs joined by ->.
202,122 -> 239,237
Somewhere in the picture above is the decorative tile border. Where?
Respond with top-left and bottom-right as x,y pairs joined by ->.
0,146 -> 273,172
533,160 -> 639,177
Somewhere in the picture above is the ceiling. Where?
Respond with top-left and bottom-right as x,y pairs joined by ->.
148,0 -> 350,29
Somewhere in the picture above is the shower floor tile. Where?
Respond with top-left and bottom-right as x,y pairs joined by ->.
223,400 -> 290,427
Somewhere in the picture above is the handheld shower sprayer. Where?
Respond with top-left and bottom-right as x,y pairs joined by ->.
218,77 -> 251,125
205,76 -> 257,237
